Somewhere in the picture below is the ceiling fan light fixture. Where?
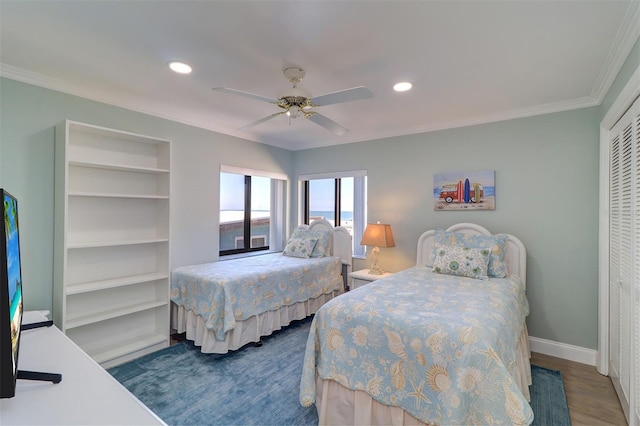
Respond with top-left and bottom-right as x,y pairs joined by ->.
287,106 -> 301,119
393,81 -> 412,92
168,61 -> 192,74
212,66 -> 372,135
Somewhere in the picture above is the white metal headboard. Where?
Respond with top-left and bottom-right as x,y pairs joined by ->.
296,218 -> 353,268
416,223 -> 527,287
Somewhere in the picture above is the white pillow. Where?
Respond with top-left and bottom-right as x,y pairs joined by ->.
432,243 -> 491,280
432,229 -> 508,277
291,228 -> 330,257
283,237 -> 318,258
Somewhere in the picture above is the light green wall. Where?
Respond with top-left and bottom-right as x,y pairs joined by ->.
0,78 -> 292,312
293,108 -> 600,350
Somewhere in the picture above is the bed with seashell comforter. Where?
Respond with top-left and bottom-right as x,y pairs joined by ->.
299,223 -> 533,425
171,219 -> 352,354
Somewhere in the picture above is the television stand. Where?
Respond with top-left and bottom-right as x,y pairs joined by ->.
21,320 -> 53,331
1,311 -> 164,425
17,370 -> 62,384
16,319 -> 63,384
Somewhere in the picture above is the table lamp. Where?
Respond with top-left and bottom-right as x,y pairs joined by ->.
360,222 -> 395,275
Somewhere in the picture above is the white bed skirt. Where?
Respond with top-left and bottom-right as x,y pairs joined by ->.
314,325 -> 532,425
171,289 -> 341,354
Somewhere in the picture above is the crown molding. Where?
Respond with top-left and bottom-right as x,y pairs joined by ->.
601,64 -> 640,129
299,95 -> 600,151
0,63 -> 232,140
0,63 -> 98,103
0,62 -> 606,152
0,51 -> 626,153
591,1 -> 640,103
1,3 -> 638,152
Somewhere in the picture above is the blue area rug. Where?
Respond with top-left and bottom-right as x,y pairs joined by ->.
530,365 -> 571,426
109,317 -> 570,425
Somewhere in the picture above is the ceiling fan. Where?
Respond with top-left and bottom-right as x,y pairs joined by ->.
212,67 -> 373,136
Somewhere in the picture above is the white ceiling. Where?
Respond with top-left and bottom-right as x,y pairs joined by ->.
1,1 -> 638,151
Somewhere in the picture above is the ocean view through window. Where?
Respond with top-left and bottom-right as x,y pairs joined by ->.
220,172 -> 271,255
300,171 -> 367,258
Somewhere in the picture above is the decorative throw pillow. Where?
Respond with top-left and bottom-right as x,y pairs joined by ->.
432,243 -> 491,280
283,237 -> 318,258
432,230 -> 508,278
291,228 -> 330,257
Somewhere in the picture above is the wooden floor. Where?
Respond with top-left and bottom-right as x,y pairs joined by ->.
531,352 -> 627,425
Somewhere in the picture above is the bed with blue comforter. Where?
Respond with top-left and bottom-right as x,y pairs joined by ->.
299,223 -> 533,425
170,219 -> 352,354
172,254 -> 343,339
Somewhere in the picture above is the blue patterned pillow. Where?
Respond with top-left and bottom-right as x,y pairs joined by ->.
283,237 -> 318,258
291,228 -> 330,257
432,243 -> 491,280
432,230 -> 508,278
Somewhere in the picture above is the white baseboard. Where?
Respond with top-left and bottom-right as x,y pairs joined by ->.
529,336 -> 597,366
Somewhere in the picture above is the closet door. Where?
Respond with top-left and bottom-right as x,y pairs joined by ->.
633,102 -> 640,426
609,96 -> 640,425
609,128 -> 622,395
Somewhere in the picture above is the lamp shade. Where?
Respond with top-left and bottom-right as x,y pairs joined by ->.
360,223 -> 395,248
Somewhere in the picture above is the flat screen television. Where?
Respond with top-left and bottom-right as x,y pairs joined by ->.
0,189 -> 24,398
1,189 -> 61,399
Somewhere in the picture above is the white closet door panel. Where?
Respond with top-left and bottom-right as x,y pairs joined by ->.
611,133 -> 622,379
636,282 -> 640,424
633,104 -> 640,425
621,121 -> 634,401
609,95 -> 640,425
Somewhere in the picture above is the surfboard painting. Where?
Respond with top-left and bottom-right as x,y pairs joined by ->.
433,170 -> 495,210
464,178 -> 470,203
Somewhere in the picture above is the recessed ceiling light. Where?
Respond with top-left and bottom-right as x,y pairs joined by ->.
168,61 -> 192,74
393,82 -> 412,92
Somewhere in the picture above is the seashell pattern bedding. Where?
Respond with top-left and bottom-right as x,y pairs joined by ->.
300,266 -> 533,425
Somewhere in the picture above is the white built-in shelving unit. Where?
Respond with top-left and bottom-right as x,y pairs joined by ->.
53,120 -> 171,368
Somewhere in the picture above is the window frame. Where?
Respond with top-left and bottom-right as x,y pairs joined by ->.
299,170 -> 367,258
220,165 -> 288,257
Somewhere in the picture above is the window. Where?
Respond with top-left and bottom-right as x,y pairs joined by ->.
220,166 -> 287,256
300,171 -> 367,257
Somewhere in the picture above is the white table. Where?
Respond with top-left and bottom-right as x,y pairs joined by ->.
0,311 -> 165,425
348,269 -> 393,290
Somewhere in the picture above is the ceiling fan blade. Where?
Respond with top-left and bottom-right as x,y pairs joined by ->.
308,113 -> 350,136
212,87 -> 278,104
310,86 -> 373,107
238,111 -> 286,131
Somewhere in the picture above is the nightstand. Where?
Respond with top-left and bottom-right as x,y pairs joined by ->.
348,269 -> 393,290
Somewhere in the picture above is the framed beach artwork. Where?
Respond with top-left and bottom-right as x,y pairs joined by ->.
433,170 -> 495,211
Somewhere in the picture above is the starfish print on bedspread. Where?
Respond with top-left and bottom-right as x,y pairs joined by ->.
479,345 -> 502,368
407,379 -> 431,409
